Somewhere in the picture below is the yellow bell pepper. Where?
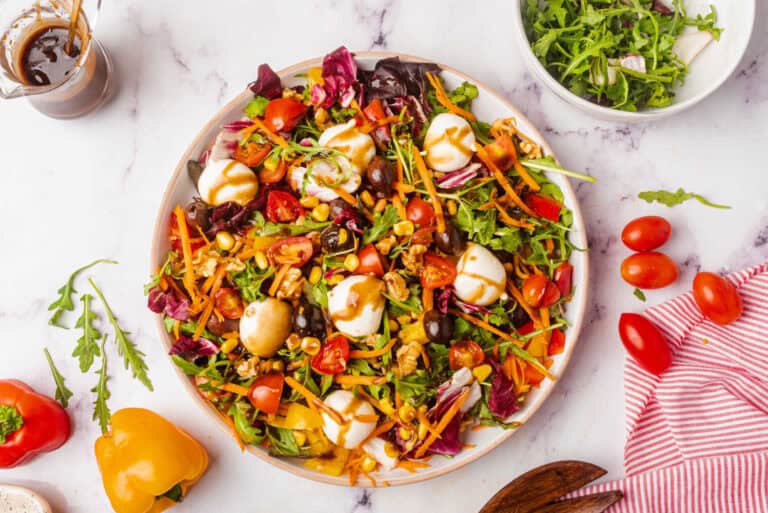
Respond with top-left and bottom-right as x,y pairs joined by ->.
94,408 -> 208,513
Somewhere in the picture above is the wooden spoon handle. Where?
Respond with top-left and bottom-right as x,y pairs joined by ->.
532,491 -> 624,513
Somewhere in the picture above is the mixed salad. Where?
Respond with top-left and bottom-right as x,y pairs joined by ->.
147,47 -> 590,484
523,0 -> 722,111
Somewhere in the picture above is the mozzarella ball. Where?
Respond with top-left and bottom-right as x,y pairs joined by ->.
239,298 -> 292,357
328,275 -> 385,338
321,390 -> 378,449
363,437 -> 398,471
197,159 -> 258,206
453,243 -> 506,306
424,113 -> 476,172
288,158 -> 361,202
319,120 -> 375,174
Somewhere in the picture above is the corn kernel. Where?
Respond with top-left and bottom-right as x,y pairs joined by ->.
388,319 -> 399,333
263,154 -> 279,172
309,266 -> 323,285
418,404 -> 428,414
447,199 -> 458,216
383,441 -> 400,458
311,203 -> 330,222
417,422 -> 429,441
379,397 -> 396,416
503,262 -> 515,273
397,314 -> 412,326
271,360 -> 285,373
361,455 -> 378,473
360,190 -> 375,208
374,198 -> 387,213
472,364 -> 493,382
399,427 -> 412,440
301,336 -> 321,355
398,403 -> 416,423
254,251 -> 269,270
337,228 -> 348,245
220,338 -> 239,354
293,430 -> 307,447
328,273 -> 345,286
285,333 -> 302,351
393,220 -> 414,237
216,231 -> 235,251
344,254 -> 360,272
300,196 -> 320,208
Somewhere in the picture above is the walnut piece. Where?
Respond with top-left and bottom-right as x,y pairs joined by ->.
401,244 -> 427,274
396,341 -> 421,378
276,267 -> 305,301
375,235 -> 398,256
383,271 -> 410,302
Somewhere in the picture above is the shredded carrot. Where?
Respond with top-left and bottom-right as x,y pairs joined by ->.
506,281 -> 543,329
361,115 -> 400,134
475,146 -> 537,217
172,320 -> 180,340
174,205 -> 197,300
334,375 -> 388,386
332,186 -> 358,206
416,407 -> 440,439
415,389 -> 470,458
462,443 -> 477,449
394,182 -> 415,194
356,388 -> 400,423
471,424 -> 489,432
419,343 -> 431,370
392,194 -> 407,220
505,140 -> 540,192
268,263 -> 292,297
395,157 -> 405,196
513,255 -> 530,280
284,376 -> 345,424
214,382 -> 251,396
422,287 -> 434,311
449,309 -> 525,347
359,420 -> 396,448
397,460 -> 431,473
395,390 -> 402,409
425,72 -> 477,122
545,238 -> 554,255
242,118 -> 289,148
494,200 -> 535,230
349,338 -> 397,359
412,147 -> 446,232
193,266 -> 226,340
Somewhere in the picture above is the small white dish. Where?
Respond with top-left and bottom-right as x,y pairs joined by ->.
511,0 -> 756,122
0,485 -> 52,513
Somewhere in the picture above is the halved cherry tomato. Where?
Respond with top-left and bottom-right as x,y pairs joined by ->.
524,362 -> 546,386
169,212 -> 205,252
484,135 -> 517,171
356,243 -> 386,277
517,321 -> 535,336
363,98 -> 390,131
618,313 -> 672,376
406,197 -> 435,227
621,216 -> 672,252
692,272 -> 743,325
266,190 -> 305,223
258,157 -> 287,184
412,226 -> 434,246
449,340 -> 485,369
234,141 -> 271,167
263,97 -> 307,133
214,288 -> 244,319
553,262 -> 573,297
268,236 -> 314,267
525,194 -> 562,222
522,274 -> 561,308
312,335 -> 350,375
249,372 -> 285,414
621,252 -> 678,289
547,329 -> 566,356
421,253 -> 457,289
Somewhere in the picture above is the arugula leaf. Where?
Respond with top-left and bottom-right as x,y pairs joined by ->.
48,259 -> 117,328
362,205 -> 399,245
144,252 -> 178,295
228,402 -> 265,445
91,335 -> 111,434
255,217 -> 331,237
230,261 -> 274,303
171,355 -> 205,376
72,294 -> 102,372
244,96 -> 269,118
43,348 -> 74,408
163,316 -> 222,342
638,188 -> 731,209
90,279 -> 153,391
633,288 -> 647,302
266,426 -> 301,456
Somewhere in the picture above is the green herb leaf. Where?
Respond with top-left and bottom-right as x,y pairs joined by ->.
244,96 -> 269,118
0,404 -> 24,443
48,259 -> 117,328
362,205 -> 399,245
163,317 -> 222,343
230,260 -> 274,303
638,188 -> 731,209
43,348 -> 74,408
171,355 -> 205,376
228,402 -> 265,445
633,288 -> 647,302
266,426 -> 301,456
72,294 -> 102,372
91,335 -> 111,434
90,278 -> 153,391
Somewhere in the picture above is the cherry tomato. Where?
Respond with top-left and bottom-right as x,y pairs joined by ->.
621,252 -> 678,289
524,362 -> 546,386
525,194 -> 562,222
406,197 -> 435,227
522,274 -> 561,308
234,141 -> 271,167
412,226 -> 434,246
312,335 -> 350,375
169,212 -> 205,252
618,313 -> 672,376
248,372 -> 285,414
356,243 -> 386,277
266,190 -> 305,223
692,272 -> 743,325
258,157 -> 287,184
483,135 -> 517,171
517,321 -> 535,336
268,236 -> 314,267
449,341 -> 485,369
621,216 -> 672,252
263,97 -> 307,133
553,262 -> 573,297
213,288 -> 244,320
420,253 -> 457,289
547,328 -> 566,356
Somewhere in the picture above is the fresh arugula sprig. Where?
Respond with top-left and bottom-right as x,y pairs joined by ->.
43,348 -> 74,408
362,205 -> 399,245
638,188 -> 731,209
90,278 -> 153,391
47,259 -> 117,327
73,294 -> 102,372
91,335 -> 111,434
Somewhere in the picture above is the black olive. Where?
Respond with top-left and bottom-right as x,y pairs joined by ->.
509,305 -> 530,329
423,309 -> 454,344
435,220 -> 467,256
320,224 -> 355,254
365,156 -> 396,196
187,159 -> 204,188
207,315 -> 239,337
185,200 -> 211,231
293,301 -> 326,339
328,199 -> 349,221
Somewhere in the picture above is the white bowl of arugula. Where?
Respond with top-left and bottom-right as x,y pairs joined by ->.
512,0 -> 755,121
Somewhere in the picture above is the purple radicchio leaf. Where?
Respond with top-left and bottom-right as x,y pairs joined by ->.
366,57 -> 440,107
222,119 -> 254,132
436,286 -> 454,315
147,288 -> 190,321
248,63 -> 282,99
147,288 -> 166,313
169,335 -> 220,357
437,163 -> 483,190
651,0 -> 673,15
455,299 -> 491,315
387,95 -> 429,138
322,46 -> 358,84
488,360 -> 520,420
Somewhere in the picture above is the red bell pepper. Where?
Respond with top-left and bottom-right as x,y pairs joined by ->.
525,193 -> 562,222
0,380 -> 70,468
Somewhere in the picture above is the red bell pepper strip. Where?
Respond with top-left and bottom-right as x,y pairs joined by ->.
524,193 -> 562,222
0,380 -> 70,468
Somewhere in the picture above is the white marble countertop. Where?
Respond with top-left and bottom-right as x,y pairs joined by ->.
1,1 -> 766,512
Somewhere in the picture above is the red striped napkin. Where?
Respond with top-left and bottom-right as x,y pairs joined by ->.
574,261 -> 768,512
